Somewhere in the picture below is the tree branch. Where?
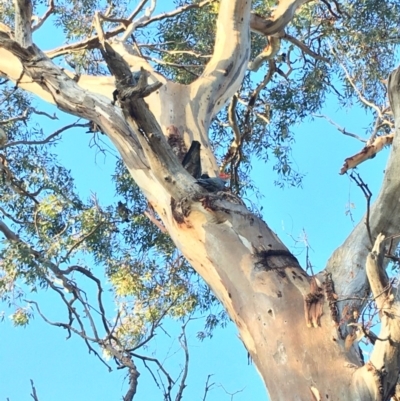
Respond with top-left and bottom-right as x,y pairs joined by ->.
340,133 -> 394,174
45,0 -> 215,58
313,113 -> 367,143
326,65 -> 400,340
284,33 -> 330,63
3,122 -> 89,150
249,0 -> 312,36
14,0 -> 33,47
32,0 -> 55,32
352,234 -> 400,401
191,0 -> 251,126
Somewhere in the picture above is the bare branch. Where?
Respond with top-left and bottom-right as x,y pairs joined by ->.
32,0 -> 55,32
119,0 -> 156,42
349,171 -> 373,246
175,323 -> 190,401
249,0 -> 312,36
30,380 -> 40,401
202,375 -> 215,401
0,219 -> 20,241
3,122 -> 89,150
132,352 -> 175,391
340,133 -> 394,174
366,234 -> 389,310
284,33 -> 330,63
313,114 -> 367,143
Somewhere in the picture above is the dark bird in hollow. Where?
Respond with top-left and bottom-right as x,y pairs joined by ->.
182,140 -> 201,179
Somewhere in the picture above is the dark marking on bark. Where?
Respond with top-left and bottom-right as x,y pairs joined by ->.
366,361 -> 386,396
171,197 -> 184,224
197,194 -> 222,211
253,248 -> 300,273
224,62 -> 234,76
277,270 -> 286,278
228,292 -> 232,298
324,272 -> 341,335
277,291 -> 282,298
304,276 -> 324,328
167,125 -> 186,161
224,47 -> 250,96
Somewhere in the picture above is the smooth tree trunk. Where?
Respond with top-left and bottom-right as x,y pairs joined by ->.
2,1 -> 400,400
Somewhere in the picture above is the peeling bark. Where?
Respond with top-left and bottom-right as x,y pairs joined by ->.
340,134 -> 394,175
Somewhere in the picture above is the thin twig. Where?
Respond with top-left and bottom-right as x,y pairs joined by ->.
334,51 -> 382,117
313,114 -> 367,143
175,322 -> 190,401
30,380 -> 40,401
202,375 -> 215,401
284,33 -> 330,63
3,122 -> 89,150
349,171 -> 373,246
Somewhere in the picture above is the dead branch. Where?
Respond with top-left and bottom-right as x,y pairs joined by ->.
221,62 -> 275,187
340,133 -> 394,174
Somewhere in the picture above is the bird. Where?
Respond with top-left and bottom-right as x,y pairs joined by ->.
196,173 -> 229,192
181,140 -> 201,179
116,201 -> 131,222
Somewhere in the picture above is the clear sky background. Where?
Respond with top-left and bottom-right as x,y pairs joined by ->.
0,1 -> 391,401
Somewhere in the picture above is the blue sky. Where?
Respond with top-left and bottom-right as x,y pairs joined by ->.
0,1 -> 391,400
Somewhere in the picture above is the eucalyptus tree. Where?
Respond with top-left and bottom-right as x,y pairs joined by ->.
1,0 -> 400,400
